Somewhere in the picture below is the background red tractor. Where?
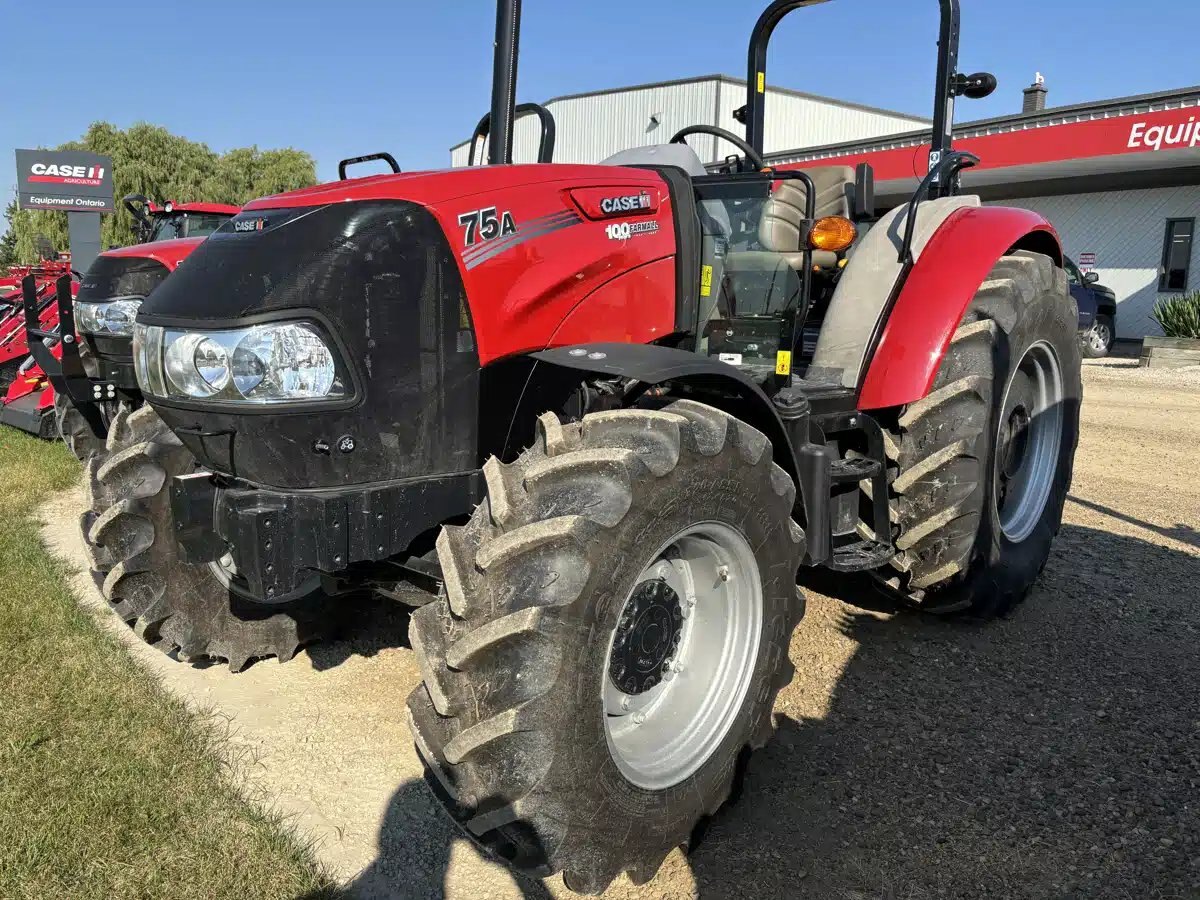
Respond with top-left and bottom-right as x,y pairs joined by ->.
61,0 -> 1080,892
4,197 -> 237,450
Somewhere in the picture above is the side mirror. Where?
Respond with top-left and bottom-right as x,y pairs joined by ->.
952,72 -> 998,100
1083,272 -> 1100,284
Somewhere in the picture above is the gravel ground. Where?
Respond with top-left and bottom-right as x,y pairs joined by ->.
40,358 -> 1200,899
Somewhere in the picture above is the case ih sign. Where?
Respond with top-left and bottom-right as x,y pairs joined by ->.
16,149 -> 114,213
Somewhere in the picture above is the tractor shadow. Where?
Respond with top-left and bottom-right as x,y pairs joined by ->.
685,523 -> 1200,898
305,592 -> 416,672
335,777 -> 553,900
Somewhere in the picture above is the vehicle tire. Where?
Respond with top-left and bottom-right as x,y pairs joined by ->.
83,405 -> 338,671
406,400 -> 805,894
879,250 -> 1081,617
54,391 -> 110,462
1080,313 -> 1114,359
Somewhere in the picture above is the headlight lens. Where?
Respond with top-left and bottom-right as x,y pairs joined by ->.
133,320 -> 347,404
75,296 -> 143,336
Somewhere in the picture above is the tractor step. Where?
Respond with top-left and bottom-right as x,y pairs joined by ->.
830,456 -> 882,484
828,539 -> 894,572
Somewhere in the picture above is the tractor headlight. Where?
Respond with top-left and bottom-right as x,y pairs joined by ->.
75,296 -> 143,336
133,320 -> 347,404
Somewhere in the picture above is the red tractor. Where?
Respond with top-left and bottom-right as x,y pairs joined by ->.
51,0 -> 1080,891
7,197 -> 237,453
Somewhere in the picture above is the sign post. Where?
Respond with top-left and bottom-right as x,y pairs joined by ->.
15,149 -> 114,273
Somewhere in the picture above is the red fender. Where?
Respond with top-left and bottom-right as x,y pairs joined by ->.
857,205 -> 1062,410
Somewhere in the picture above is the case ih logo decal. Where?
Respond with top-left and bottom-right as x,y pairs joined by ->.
568,186 -> 662,221
459,207 -> 582,270
234,218 -> 267,232
27,163 -> 105,186
1127,117 -> 1200,152
599,193 -> 652,216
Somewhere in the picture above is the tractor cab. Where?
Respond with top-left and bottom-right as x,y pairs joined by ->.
122,194 -> 238,244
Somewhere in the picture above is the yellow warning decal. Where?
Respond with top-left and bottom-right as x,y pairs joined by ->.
775,351 -> 792,376
700,264 -> 713,297
756,72 -> 765,93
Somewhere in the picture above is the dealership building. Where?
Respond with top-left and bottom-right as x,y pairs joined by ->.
452,77 -> 1200,341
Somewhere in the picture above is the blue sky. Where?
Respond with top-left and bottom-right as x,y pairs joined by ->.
2,0 -> 1198,206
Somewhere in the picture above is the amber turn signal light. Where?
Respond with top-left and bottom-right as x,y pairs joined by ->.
808,216 -> 857,253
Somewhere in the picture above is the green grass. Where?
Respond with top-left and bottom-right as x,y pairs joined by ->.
0,430 -> 340,900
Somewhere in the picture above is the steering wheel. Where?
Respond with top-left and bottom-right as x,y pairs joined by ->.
669,125 -> 766,172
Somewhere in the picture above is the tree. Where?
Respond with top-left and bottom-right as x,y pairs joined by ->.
0,202 -> 20,269
2,122 -> 317,265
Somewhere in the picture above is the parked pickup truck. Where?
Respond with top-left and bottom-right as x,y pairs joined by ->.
1066,256 -> 1118,358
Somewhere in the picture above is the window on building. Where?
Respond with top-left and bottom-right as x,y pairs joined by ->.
1159,218 -> 1194,292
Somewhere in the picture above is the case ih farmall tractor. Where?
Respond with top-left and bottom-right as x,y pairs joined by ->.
45,0 -> 1079,891
12,196 -> 237,457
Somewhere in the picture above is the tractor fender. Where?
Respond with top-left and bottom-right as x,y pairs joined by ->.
857,205 -> 1061,410
528,342 -> 800,487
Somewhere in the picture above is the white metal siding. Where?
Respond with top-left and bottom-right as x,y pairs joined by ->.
451,77 -> 926,167
999,187 -> 1200,339
715,81 -> 927,159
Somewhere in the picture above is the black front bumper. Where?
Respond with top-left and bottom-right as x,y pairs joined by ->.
170,470 -> 483,600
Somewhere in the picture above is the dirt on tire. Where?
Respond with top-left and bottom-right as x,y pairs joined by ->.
408,400 -> 805,893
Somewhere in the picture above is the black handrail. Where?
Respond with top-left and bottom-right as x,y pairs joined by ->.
468,102 -> 556,166
897,150 -> 979,265
337,153 -> 401,180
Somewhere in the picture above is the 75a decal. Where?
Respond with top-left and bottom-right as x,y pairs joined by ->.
458,206 -> 516,246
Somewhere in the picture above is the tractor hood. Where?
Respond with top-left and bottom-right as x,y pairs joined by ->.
243,163 -> 642,210
100,236 -> 203,272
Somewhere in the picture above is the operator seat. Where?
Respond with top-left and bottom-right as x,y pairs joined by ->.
721,166 -> 856,316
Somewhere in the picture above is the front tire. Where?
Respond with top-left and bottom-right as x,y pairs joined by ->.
406,401 -> 804,893
1080,313 -> 1114,359
55,391 -> 110,462
880,251 -> 1082,617
84,406 -> 339,670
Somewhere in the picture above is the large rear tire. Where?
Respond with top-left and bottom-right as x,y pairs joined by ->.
879,250 -> 1081,617
406,401 -> 805,893
83,406 -> 339,670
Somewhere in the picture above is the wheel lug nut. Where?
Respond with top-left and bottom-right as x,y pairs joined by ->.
621,696 -> 632,710
717,565 -> 730,582
633,712 -> 646,725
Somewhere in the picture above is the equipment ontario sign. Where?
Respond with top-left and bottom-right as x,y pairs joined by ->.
16,149 -> 115,213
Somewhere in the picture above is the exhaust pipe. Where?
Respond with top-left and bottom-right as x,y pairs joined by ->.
488,0 -> 521,165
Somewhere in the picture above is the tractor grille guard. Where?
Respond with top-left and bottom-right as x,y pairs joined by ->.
20,273 -> 115,439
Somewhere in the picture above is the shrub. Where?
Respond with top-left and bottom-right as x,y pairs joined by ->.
1152,290 -> 1200,339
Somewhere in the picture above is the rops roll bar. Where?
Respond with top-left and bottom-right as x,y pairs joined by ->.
743,0 -> 995,198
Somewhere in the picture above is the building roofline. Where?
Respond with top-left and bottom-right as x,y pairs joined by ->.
765,84 -> 1200,164
449,73 -> 929,151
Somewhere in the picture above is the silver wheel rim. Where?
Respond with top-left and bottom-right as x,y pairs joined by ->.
602,522 -> 762,790
1090,322 -> 1111,353
995,340 -> 1064,543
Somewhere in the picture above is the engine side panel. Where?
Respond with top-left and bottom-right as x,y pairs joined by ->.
857,205 -> 1061,410
423,172 -> 678,364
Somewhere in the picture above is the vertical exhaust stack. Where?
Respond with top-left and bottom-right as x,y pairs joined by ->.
488,0 -> 522,165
